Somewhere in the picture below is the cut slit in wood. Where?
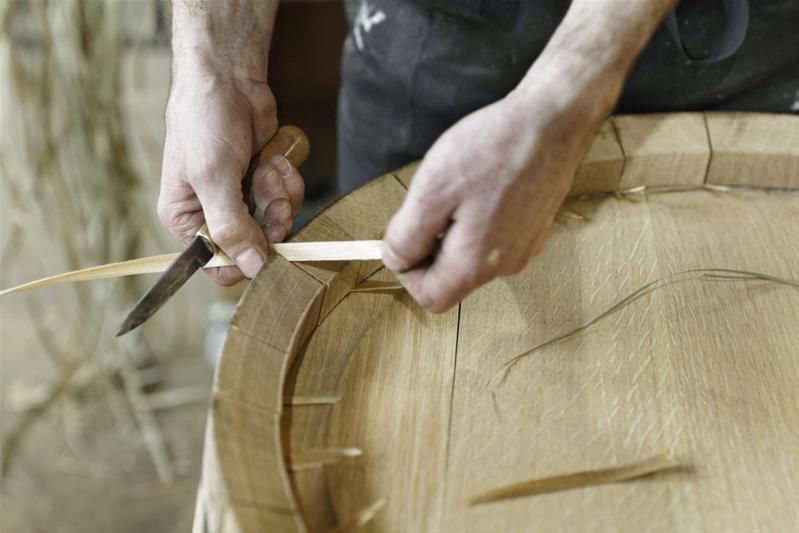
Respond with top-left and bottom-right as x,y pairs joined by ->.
350,280 -> 404,293
467,455 -> 683,505
327,498 -> 386,533
283,396 -> 339,406
288,448 -> 363,471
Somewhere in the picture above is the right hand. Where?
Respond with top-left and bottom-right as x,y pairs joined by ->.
157,66 -> 305,286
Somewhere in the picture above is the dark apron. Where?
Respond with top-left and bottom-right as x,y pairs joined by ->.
337,0 -> 799,192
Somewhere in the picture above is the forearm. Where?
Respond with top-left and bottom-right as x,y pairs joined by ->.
513,0 -> 678,123
171,0 -> 279,80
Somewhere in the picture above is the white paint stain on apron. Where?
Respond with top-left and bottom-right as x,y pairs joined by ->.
353,0 -> 386,52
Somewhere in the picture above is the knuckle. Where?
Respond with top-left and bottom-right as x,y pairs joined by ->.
157,200 -> 198,241
210,221 -> 248,247
412,180 -> 457,211
251,89 -> 277,116
383,234 -> 418,270
156,197 -> 172,227
185,164 -> 219,188
383,233 -> 410,258
265,198 -> 292,223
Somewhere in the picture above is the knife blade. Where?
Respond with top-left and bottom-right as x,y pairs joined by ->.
116,126 -> 309,337
116,234 -> 214,336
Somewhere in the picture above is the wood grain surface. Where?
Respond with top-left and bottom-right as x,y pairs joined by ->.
196,113 -> 799,533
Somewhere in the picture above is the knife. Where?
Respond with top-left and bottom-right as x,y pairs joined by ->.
116,126 -> 310,337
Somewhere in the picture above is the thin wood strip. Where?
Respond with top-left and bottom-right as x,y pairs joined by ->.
0,240 -> 384,297
327,498 -> 386,533
467,454 -> 682,505
277,240 -> 382,261
0,253 -> 179,297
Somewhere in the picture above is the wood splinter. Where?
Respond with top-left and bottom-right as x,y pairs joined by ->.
327,498 -> 386,533
283,395 -> 340,406
289,447 -> 363,471
468,454 -> 683,506
350,281 -> 405,293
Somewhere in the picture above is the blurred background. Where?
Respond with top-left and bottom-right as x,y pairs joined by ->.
0,1 -> 346,531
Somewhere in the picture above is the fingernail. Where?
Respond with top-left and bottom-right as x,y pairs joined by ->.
236,247 -> 265,278
269,154 -> 291,177
382,242 -> 409,272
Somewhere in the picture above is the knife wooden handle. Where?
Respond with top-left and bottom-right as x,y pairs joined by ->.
196,125 -> 310,250
255,125 -> 310,169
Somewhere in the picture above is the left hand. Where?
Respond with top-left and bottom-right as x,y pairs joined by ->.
382,86 -> 605,313
381,0 -> 672,312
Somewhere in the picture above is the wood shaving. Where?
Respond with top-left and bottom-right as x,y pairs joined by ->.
468,454 -> 682,505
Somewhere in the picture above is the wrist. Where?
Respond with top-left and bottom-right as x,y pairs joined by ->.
171,1 -> 275,83
172,33 -> 269,84
509,48 -> 622,131
510,0 -> 676,127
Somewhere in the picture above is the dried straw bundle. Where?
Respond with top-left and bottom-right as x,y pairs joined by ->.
0,0 -> 177,480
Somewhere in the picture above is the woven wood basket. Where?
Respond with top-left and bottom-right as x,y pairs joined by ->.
194,112 -> 799,532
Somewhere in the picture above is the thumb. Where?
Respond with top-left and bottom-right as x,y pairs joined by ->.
192,167 -> 269,279
383,177 -> 456,272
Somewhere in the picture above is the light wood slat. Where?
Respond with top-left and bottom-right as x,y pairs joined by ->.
571,119 -> 625,194
197,256 -> 324,533
705,112 -> 799,189
0,241 -> 382,298
615,113 -> 711,189
194,409 -> 304,533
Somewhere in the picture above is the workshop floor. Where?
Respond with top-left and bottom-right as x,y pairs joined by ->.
0,318 -> 210,533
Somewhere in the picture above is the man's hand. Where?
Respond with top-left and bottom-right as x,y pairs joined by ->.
382,87 -> 597,312
157,0 -> 303,285
382,0 -> 677,312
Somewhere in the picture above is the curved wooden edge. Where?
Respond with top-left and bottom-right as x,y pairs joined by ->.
196,111 -> 798,533
397,112 -> 799,194
196,174 -> 407,533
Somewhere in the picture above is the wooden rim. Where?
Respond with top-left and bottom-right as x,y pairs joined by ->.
196,112 -> 799,532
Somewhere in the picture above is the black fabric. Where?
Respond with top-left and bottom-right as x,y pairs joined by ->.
666,0 -> 749,62
338,0 -> 799,193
